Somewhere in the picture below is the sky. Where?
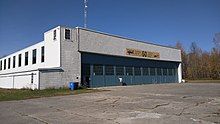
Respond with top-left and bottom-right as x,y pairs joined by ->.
0,0 -> 220,57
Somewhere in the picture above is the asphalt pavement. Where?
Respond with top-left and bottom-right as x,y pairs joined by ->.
0,83 -> 220,124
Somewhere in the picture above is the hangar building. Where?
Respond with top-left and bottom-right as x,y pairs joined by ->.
0,26 -> 182,89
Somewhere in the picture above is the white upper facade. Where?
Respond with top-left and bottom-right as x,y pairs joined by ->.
0,26 -> 61,75
0,26 -> 181,75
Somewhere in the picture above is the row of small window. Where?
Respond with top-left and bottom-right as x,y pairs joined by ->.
93,65 -> 177,76
53,29 -> 71,40
0,46 -> 44,71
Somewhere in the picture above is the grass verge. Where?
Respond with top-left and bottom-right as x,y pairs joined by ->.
186,80 -> 220,83
0,88 -> 105,102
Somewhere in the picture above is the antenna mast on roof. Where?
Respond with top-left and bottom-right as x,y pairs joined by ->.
84,0 -> 88,28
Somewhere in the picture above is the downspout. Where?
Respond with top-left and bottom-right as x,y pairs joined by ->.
76,27 -> 81,86
76,27 -> 80,51
12,75 -> 14,89
38,71 -> 40,90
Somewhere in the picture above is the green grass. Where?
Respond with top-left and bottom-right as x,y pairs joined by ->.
0,88 -> 105,101
186,80 -> 220,83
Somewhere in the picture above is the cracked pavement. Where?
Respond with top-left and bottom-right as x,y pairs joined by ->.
0,83 -> 220,124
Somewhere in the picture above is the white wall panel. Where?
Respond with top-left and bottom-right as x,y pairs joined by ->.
0,77 -> 13,88
0,71 -> 39,89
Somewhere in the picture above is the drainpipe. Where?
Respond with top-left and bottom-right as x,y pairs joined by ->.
76,27 -> 81,86
12,75 -> 14,89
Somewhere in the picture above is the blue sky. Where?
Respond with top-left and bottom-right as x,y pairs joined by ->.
0,0 -> 219,57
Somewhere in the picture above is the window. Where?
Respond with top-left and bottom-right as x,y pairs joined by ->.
41,46 -> 45,63
0,60 -> 2,70
8,58 -> 10,69
4,59 -> 6,70
134,67 -> 141,76
18,54 -> 22,67
163,68 -> 167,75
168,68 -> 173,75
143,67 -> 149,75
65,29 -> 70,39
125,67 -> 133,76
116,66 -> 124,75
32,49 -> 37,64
150,68 -> 155,76
13,56 -> 16,68
53,30 -> 56,40
93,65 -> 103,75
83,64 -> 90,76
25,52 -> 28,66
174,68 -> 177,75
157,68 -> 162,75
105,65 -> 114,75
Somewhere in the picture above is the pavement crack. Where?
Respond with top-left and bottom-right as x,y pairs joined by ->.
112,98 -> 120,104
15,111 -> 48,124
95,98 -> 108,102
195,99 -> 214,107
182,95 -> 192,99
176,107 -> 186,116
111,98 -> 120,107
151,103 -> 170,109
28,115 -> 49,124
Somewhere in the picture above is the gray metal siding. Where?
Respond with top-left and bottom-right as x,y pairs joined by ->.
79,29 -> 181,62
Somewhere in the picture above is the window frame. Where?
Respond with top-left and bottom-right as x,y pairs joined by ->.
4,59 -> 6,70
41,46 -> 45,63
125,66 -> 133,76
18,54 -> 22,67
53,30 -> 57,40
65,29 -> 71,40
25,52 -> 28,66
4,59 -> 7,70
32,49 -> 37,64
8,58 -> 10,69
143,67 -> 149,75
163,68 -> 167,75
168,68 -> 173,76
0,60 -> 2,71
93,65 -> 103,75
134,67 -> 141,76
13,56 -> 16,68
116,66 -> 124,75
150,67 -> 156,76
157,68 -> 162,76
105,65 -> 114,75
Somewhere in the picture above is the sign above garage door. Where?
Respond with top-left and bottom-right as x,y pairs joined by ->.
126,48 -> 160,59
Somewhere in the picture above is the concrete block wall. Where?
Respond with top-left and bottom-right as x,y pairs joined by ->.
39,27 -> 81,89
39,70 -> 62,89
59,27 -> 81,86
78,28 -> 181,62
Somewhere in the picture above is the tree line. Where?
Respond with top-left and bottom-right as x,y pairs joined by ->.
175,33 -> 220,80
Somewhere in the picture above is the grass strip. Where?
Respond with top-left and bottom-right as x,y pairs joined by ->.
0,88 -> 104,101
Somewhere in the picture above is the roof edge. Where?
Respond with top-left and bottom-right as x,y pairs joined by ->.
75,27 -> 180,50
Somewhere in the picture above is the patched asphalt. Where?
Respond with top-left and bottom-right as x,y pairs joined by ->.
0,83 -> 220,124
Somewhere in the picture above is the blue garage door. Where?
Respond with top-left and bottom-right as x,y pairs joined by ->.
81,53 -> 179,88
